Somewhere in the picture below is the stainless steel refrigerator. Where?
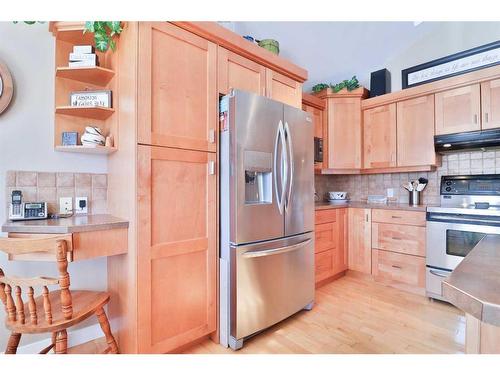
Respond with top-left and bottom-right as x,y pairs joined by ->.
219,89 -> 314,350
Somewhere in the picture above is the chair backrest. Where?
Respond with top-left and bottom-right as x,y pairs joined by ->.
0,236 -> 73,326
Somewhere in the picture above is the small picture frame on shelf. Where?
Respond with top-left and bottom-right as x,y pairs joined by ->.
62,131 -> 79,146
69,90 -> 112,108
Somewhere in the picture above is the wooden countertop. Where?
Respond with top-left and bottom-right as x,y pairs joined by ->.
443,235 -> 500,327
315,201 -> 428,212
2,214 -> 129,234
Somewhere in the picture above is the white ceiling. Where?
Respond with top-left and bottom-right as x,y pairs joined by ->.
233,22 -> 440,91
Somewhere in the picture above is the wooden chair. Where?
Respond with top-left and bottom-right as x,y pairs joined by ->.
0,236 -> 118,354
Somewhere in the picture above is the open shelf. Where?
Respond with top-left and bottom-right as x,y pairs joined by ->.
55,106 -> 114,120
55,145 -> 117,155
56,66 -> 115,86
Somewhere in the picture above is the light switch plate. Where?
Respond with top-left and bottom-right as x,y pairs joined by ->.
75,197 -> 88,214
59,197 -> 73,214
387,188 -> 395,198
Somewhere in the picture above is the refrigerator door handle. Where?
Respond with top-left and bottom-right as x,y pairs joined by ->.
274,120 -> 286,215
284,121 -> 293,212
242,238 -> 312,258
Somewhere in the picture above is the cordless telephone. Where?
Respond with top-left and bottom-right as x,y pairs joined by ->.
8,190 -> 48,221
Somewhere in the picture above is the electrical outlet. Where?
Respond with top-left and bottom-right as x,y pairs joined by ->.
59,197 -> 73,214
75,197 -> 88,214
387,188 -> 395,198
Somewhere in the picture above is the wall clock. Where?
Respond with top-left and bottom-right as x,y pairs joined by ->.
0,60 -> 14,115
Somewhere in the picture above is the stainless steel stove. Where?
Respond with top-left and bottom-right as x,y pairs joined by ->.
426,174 -> 500,301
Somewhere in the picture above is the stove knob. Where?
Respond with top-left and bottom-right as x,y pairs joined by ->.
445,187 -> 452,192
446,181 -> 452,186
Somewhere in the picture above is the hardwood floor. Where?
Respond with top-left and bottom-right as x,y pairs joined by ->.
183,273 -> 465,354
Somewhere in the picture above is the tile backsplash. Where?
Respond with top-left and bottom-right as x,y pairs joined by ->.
315,150 -> 500,205
6,170 -> 108,215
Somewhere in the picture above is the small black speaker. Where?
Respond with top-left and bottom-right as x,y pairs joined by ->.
370,68 -> 391,98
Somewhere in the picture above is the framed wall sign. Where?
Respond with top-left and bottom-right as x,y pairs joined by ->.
70,90 -> 112,108
402,40 -> 500,89
0,60 -> 14,115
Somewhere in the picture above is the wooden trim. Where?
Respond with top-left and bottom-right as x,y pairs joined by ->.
171,22 -> 307,83
302,92 -> 325,110
317,164 -> 438,175
315,271 -> 346,289
316,87 -> 369,99
362,64 -> 500,109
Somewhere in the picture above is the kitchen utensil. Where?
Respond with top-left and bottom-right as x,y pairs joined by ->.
402,182 -> 412,191
418,177 -> 428,184
328,191 -> 347,200
417,183 -> 427,192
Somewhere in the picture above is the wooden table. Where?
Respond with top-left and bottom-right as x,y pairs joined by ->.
443,234 -> 500,354
1,214 -> 128,262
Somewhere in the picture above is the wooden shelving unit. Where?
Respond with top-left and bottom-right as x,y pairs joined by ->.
55,145 -> 117,154
55,106 -> 115,120
56,66 -> 115,86
50,22 -> 119,155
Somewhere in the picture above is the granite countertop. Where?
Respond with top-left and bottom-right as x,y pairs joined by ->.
2,214 -> 129,234
443,234 -> 500,327
315,200 -> 428,212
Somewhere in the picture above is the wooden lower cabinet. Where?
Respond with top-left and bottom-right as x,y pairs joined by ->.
371,209 -> 426,295
347,208 -> 372,274
372,249 -> 426,295
137,145 -> 217,353
314,208 -> 347,284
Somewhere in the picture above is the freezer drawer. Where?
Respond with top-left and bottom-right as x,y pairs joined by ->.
230,233 -> 314,340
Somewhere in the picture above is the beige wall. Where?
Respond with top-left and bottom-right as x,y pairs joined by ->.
385,22 -> 500,91
0,22 -> 108,349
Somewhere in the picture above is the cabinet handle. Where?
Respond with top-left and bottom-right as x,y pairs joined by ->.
391,265 -> 402,269
485,113 -> 489,123
208,129 -> 216,144
391,237 -> 402,241
366,214 -> 369,222
391,215 -> 402,219
208,161 -> 215,175
474,114 -> 478,124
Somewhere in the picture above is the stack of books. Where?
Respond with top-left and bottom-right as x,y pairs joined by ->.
68,45 -> 98,67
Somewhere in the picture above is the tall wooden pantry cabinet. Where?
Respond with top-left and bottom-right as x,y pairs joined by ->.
103,21 -> 307,353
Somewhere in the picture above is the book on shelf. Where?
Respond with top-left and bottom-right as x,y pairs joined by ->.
68,60 -> 97,68
73,45 -> 94,54
69,53 -> 97,62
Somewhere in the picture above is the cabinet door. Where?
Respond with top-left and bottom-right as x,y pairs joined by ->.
348,208 -> 371,274
326,98 -> 362,169
138,22 -> 217,152
481,79 -> 500,130
266,68 -> 302,108
363,103 -> 397,169
397,95 -> 436,167
218,47 -> 266,96
333,208 -> 348,274
435,84 -> 481,135
137,145 -> 216,353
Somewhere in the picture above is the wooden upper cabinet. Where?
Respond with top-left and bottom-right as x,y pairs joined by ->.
397,95 -> 436,167
218,47 -> 266,96
363,103 -> 397,169
348,208 -> 371,274
302,93 -> 326,169
266,69 -> 302,108
138,22 -> 217,152
435,84 -> 481,135
317,88 -> 368,170
481,79 -> 500,130
137,145 -> 216,353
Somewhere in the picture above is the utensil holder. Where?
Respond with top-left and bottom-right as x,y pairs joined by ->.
409,190 -> 421,206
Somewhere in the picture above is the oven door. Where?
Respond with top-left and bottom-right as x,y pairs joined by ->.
426,212 -> 500,270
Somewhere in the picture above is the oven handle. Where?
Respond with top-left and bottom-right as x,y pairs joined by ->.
429,269 -> 451,278
427,214 -> 500,226
242,239 -> 312,258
